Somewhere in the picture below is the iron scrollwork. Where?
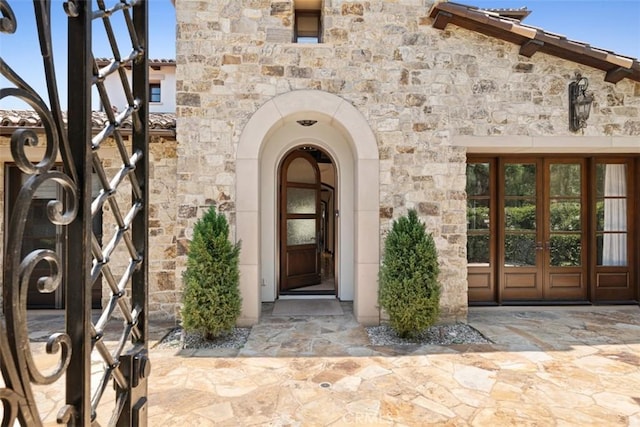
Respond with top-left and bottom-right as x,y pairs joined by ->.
1,0 -> 76,425
1,0 -> 149,425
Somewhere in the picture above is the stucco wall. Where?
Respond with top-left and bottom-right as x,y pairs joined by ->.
99,65 -> 177,113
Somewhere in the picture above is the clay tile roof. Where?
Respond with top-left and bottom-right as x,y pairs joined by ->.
94,58 -> 176,68
1,110 -> 176,135
476,6 -> 531,21
429,2 -> 640,83
1,110 -> 41,127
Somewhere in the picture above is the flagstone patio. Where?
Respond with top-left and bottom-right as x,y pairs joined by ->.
21,304 -> 640,425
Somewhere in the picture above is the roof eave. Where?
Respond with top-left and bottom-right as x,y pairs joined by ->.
429,2 -> 640,84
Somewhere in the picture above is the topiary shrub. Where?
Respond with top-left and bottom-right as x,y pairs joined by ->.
181,206 -> 241,340
378,209 -> 441,339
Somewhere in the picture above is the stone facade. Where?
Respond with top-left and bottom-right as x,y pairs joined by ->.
173,0 -> 639,324
6,1 -> 637,325
147,137 -> 179,318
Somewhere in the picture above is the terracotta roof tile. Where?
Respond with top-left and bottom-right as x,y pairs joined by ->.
1,110 -> 176,134
94,58 -> 176,67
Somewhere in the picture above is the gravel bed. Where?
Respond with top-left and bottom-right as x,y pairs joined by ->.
156,323 -> 490,350
366,323 -> 491,346
155,327 -> 251,350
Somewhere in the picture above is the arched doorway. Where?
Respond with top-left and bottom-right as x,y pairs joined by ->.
235,90 -> 380,325
279,147 -> 337,296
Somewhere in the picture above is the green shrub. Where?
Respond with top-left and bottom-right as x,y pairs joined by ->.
378,209 -> 441,338
181,206 -> 241,339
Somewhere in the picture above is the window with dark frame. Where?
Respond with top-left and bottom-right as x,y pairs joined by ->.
149,82 -> 161,103
295,10 -> 321,43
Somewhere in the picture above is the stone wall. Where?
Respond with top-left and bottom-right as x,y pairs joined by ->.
148,136 -> 179,319
175,0 -> 639,321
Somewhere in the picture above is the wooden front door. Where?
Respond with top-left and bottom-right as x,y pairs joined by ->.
279,150 -> 322,292
501,158 -> 587,301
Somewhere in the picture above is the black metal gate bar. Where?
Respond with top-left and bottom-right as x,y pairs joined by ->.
1,0 -> 149,425
62,0 -> 94,424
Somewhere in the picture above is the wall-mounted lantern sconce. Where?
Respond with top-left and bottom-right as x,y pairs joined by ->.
568,73 -> 594,132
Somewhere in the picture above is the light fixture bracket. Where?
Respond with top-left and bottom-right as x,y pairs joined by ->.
297,119 -> 318,127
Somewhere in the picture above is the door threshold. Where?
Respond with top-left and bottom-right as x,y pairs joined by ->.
278,295 -> 337,300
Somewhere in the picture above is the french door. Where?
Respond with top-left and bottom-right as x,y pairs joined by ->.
467,155 -> 637,304
500,158 -> 587,301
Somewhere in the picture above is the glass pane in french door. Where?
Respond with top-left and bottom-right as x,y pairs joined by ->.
548,163 -> 582,267
596,163 -> 628,266
466,161 -> 495,302
467,163 -> 491,266
503,163 -> 537,267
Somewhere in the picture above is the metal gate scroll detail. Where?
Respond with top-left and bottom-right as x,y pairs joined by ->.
1,0 -> 149,425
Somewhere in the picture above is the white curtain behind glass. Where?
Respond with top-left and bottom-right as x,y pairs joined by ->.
603,164 -> 627,266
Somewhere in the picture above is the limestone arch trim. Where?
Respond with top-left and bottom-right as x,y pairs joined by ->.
236,90 -> 380,325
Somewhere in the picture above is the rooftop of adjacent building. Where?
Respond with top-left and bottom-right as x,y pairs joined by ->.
0,109 -> 176,137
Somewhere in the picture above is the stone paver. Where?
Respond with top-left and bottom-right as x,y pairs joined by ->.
17,304 -> 640,425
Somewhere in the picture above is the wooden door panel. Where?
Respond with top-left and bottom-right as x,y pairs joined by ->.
596,272 -> 630,288
468,272 -> 493,302
285,245 -> 320,289
279,151 -> 322,293
547,273 -> 584,299
502,272 -> 541,300
548,273 -> 582,288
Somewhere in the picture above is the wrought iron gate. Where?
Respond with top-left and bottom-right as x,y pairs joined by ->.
1,0 -> 150,425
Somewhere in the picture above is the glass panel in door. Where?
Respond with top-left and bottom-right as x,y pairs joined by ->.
501,162 -> 542,300
544,161 -> 586,300
596,163 -> 628,266
466,161 -> 495,302
287,188 -> 317,214
286,219 -> 316,245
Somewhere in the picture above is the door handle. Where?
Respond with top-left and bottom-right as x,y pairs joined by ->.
535,242 -> 552,251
